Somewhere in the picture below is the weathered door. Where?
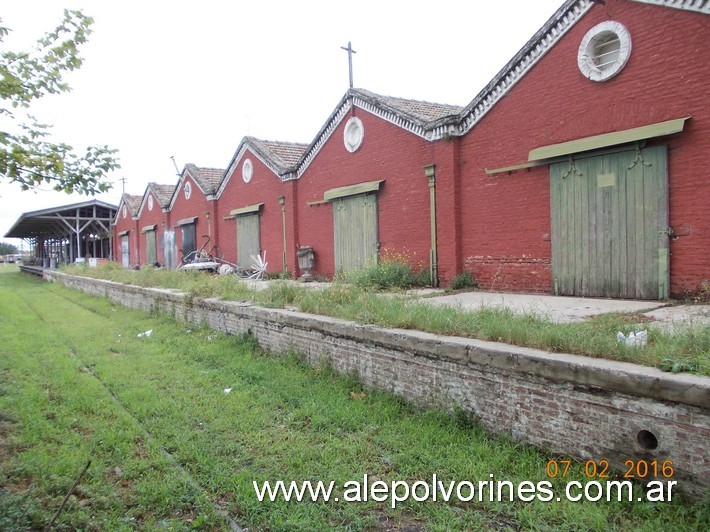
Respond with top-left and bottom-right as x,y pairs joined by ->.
333,193 -> 379,273
181,223 -> 197,262
145,230 -> 157,265
550,145 -> 669,299
120,235 -> 130,268
236,213 -> 260,267
163,230 -> 176,269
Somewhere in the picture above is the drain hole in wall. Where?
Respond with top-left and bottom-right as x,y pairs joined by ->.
637,430 -> 658,451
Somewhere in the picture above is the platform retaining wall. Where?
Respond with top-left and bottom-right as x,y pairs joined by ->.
45,271 -> 710,498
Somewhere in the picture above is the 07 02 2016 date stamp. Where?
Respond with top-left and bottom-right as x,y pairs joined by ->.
545,459 -> 675,480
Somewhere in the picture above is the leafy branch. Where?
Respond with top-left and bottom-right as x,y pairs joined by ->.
0,9 -> 119,195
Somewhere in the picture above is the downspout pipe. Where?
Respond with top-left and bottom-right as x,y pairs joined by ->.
279,196 -> 287,272
424,164 -> 439,287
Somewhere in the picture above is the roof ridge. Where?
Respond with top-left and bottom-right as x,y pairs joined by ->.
248,136 -> 309,147
185,163 -> 225,171
353,88 -> 463,109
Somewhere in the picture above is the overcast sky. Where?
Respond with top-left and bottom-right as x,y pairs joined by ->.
1,0 -> 563,247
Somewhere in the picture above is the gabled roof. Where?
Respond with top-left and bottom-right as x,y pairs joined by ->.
217,137 -> 309,196
147,183 -> 175,209
114,194 -> 140,225
460,0 -> 708,135
136,182 -> 176,218
218,88 -> 462,188
184,164 -> 224,196
246,137 -> 309,172
353,88 -> 463,125
296,88 -> 463,179
115,0 -> 708,203
458,0 -> 594,136
299,0 -> 707,165
121,193 -> 142,217
168,164 -> 225,210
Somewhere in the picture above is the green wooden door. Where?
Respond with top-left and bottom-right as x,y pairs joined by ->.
237,213 -> 261,267
550,146 -> 669,299
145,230 -> 157,265
333,193 -> 379,273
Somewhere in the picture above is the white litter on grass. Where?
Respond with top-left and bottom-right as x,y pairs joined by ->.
247,252 -> 268,280
219,264 -> 235,275
224,388 -> 232,394
617,330 -> 648,347
137,329 -> 153,338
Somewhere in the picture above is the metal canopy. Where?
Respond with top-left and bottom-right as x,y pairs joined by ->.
230,202 -> 264,216
4,199 -> 118,262
528,117 -> 689,162
323,180 -> 384,201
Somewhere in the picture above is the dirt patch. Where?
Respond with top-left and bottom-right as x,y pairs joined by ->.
619,312 -> 656,324
133,437 -> 150,460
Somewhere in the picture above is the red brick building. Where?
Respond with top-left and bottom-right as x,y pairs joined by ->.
112,194 -> 142,267
135,183 -> 175,267
451,0 -> 709,298
215,137 -> 307,271
292,89 -> 461,281
113,0 -> 708,299
167,164 -> 223,266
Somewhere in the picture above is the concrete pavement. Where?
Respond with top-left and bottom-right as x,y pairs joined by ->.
418,290 -> 710,331
239,277 -> 709,331
419,291 -> 664,322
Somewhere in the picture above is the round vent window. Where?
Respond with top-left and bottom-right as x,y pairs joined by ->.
148,194 -> 154,211
122,205 -> 127,219
242,158 -> 253,183
344,117 -> 364,153
183,181 -> 192,200
578,21 -> 631,82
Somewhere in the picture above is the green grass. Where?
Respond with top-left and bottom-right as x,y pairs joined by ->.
341,258 -> 431,290
69,263 -> 710,375
0,268 -> 708,530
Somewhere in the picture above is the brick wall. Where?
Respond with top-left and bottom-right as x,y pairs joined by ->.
135,191 -> 169,266
112,206 -> 139,265
456,0 -> 709,296
296,109 -> 440,278
169,177 -> 213,261
47,271 -> 710,498
464,255 -> 552,293
110,2 -> 708,296
216,150 -> 289,272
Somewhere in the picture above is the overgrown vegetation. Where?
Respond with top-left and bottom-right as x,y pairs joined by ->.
685,280 -> 710,304
68,263 -> 710,375
341,250 -> 431,290
449,271 -> 478,291
1,269 -> 708,530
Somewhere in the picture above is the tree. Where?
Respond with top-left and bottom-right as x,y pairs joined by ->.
0,241 -> 18,255
0,9 -> 119,194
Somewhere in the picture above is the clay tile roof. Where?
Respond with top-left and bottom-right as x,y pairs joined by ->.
246,137 -> 309,173
147,183 -> 176,208
352,88 -> 464,124
185,164 -> 225,195
122,194 -> 142,216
